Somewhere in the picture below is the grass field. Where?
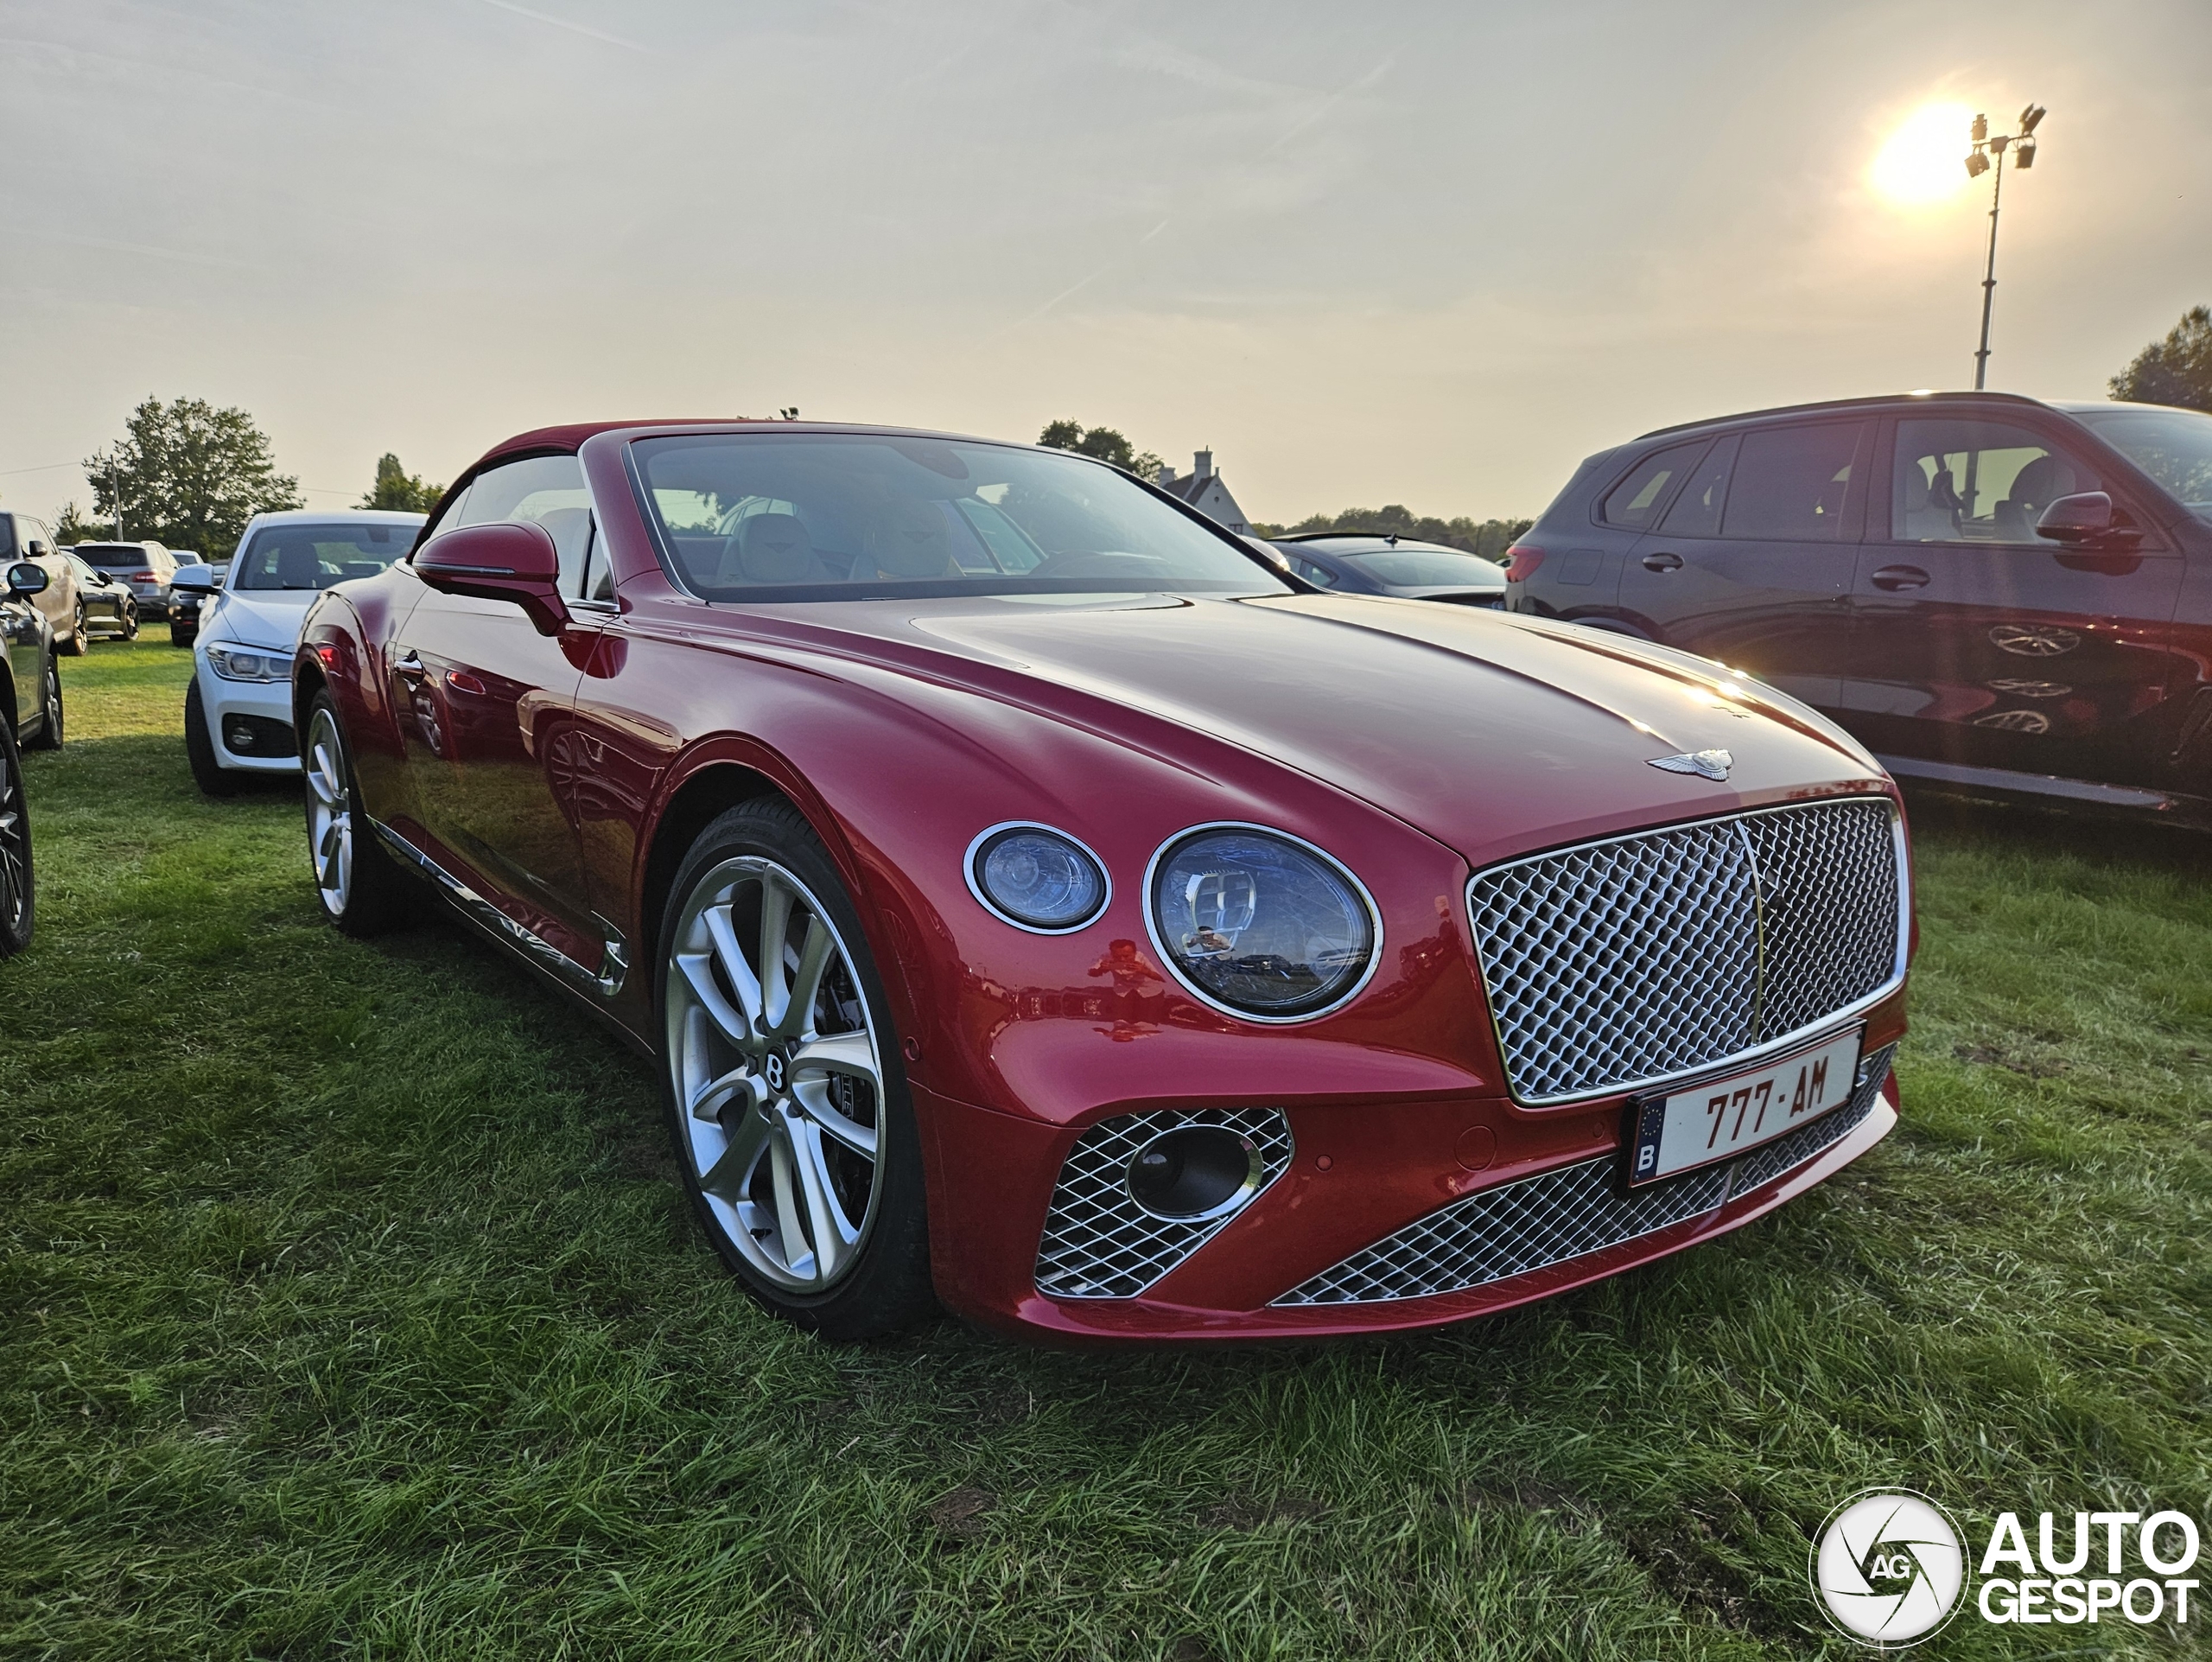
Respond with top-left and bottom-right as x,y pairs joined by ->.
3,639 -> 2207,1660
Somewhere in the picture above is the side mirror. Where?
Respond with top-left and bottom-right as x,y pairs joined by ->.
2035,492 -> 2136,548
6,561 -> 49,597
24,538 -> 48,558
170,565 -> 216,594
414,521 -> 569,635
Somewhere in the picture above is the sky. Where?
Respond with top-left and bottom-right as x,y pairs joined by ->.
2,0 -> 2208,538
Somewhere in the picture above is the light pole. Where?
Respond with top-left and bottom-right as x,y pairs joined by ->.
1965,103 -> 2044,390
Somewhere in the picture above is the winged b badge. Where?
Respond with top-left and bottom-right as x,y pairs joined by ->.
1646,748 -> 1733,781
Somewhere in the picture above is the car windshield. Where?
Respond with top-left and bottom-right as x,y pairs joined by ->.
2075,406 -> 2212,517
1338,549 -> 1503,586
232,523 -> 418,590
632,434 -> 1287,600
74,544 -> 149,570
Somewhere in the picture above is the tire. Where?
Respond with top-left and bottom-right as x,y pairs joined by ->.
302,691 -> 413,937
183,678 -> 239,797
121,603 -> 139,642
22,655 -> 61,751
61,601 -> 87,657
0,716 -> 31,959
658,797 -> 935,1340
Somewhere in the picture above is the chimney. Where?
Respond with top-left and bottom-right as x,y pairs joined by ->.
1193,449 -> 1213,481
1156,462 -> 1176,486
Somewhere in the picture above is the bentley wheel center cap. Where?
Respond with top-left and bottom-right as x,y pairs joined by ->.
762,1050 -> 787,1092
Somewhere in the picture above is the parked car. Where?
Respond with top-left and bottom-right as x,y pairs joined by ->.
1268,533 -> 1508,607
181,511 -> 424,795
168,557 -> 221,647
71,540 -> 179,619
297,420 -> 1913,1344
2,557 -> 63,758
1,512 -> 91,656
1506,391 -> 2212,827
62,554 -> 140,644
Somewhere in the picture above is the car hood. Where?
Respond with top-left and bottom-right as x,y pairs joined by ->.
200,589 -> 314,651
776,591 -> 1890,870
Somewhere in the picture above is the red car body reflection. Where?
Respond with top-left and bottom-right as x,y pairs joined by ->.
299,422 -> 1916,1344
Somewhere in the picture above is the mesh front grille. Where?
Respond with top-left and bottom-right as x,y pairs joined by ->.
1034,1108 -> 1294,1300
1275,1044 -> 1893,1306
1469,799 -> 1902,1104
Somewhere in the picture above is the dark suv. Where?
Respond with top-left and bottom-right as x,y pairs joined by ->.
1506,392 -> 2212,826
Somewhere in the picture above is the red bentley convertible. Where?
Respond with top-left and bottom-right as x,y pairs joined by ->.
296,422 -> 1915,1342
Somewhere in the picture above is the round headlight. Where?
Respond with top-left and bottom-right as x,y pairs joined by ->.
968,825 -> 1109,933
1147,826 -> 1377,1020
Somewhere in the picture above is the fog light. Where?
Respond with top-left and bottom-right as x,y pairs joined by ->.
1125,1125 -> 1263,1220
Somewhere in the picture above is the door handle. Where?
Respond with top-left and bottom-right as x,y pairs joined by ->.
1640,551 -> 1683,573
394,648 -> 429,680
1870,564 -> 1929,592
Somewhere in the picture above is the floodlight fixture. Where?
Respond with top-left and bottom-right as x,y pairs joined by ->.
1964,100 -> 2045,389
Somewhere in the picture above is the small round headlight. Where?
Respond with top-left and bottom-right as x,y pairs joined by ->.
969,825 -> 1109,933
1147,825 -> 1376,1020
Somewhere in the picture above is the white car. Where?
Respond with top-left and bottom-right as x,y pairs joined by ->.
182,509 -> 425,795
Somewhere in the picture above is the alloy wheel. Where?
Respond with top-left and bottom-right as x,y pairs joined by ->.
304,707 -> 353,915
0,735 -> 26,938
665,856 -> 886,1293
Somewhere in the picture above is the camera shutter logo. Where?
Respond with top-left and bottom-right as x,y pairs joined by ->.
1813,1489 -> 1967,1645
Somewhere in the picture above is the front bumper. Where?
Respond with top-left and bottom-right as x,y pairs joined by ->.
917,1044 -> 1899,1344
193,655 -> 301,774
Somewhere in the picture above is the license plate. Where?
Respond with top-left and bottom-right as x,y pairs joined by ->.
1624,1027 -> 1862,1188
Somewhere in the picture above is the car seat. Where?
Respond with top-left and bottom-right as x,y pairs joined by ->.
1995,454 -> 2077,542
276,542 -> 324,589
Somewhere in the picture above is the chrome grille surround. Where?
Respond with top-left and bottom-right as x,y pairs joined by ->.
1034,1107 -> 1294,1300
1274,1043 -> 1894,1306
1468,798 -> 1905,1106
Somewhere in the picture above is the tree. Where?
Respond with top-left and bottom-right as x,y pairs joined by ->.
1251,504 -> 1534,561
359,453 -> 445,513
1039,419 -> 1162,480
83,397 -> 302,555
53,503 -> 105,544
2110,304 -> 2212,412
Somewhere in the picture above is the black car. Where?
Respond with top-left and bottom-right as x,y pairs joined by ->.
63,553 -> 139,644
1504,389 -> 2212,826
1266,533 -> 1508,607
168,558 -> 223,647
1,558 -> 59,957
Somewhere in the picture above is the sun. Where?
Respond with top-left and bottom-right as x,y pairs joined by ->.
1870,102 -> 1975,204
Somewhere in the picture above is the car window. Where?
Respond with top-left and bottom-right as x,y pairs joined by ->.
1287,555 -> 1339,588
1721,422 -> 1865,541
0,516 -> 15,558
2069,406 -> 2212,518
232,523 -> 421,590
1660,435 -> 1739,536
632,434 -> 1287,600
1892,418 -> 2101,544
1600,442 -> 1708,528
1340,550 -> 1500,586
453,455 -> 596,595
75,544 -> 149,570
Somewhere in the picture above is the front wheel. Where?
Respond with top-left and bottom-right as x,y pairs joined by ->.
183,678 -> 239,797
120,602 -> 139,642
0,717 -> 32,958
302,693 -> 413,937
22,655 -> 61,751
658,798 -> 935,1340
